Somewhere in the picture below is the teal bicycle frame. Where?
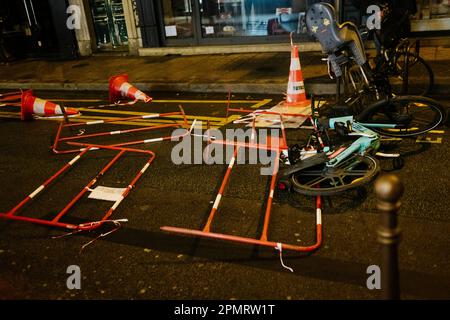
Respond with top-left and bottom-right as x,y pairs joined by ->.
318,115 -> 396,167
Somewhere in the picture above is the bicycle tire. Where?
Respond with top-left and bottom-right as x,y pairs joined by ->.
357,96 -> 446,137
342,60 -> 385,110
290,154 -> 380,196
388,52 -> 434,96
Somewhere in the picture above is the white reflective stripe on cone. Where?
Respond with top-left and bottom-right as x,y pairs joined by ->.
119,82 -> 133,96
287,81 -> 305,94
33,98 -> 47,115
290,58 -> 301,71
134,90 -> 146,100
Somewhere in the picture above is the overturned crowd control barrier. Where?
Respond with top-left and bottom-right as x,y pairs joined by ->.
52,105 -> 190,154
161,112 -> 322,253
0,143 -> 155,231
0,91 -> 22,106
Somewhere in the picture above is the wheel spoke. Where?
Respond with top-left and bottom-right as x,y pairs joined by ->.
291,154 -> 378,195
304,176 -> 328,187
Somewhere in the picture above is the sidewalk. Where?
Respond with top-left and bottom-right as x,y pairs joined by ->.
0,48 -> 449,95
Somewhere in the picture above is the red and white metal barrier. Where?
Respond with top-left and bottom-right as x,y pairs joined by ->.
0,91 -> 22,106
161,111 -> 323,253
0,143 -> 155,231
52,105 -> 190,154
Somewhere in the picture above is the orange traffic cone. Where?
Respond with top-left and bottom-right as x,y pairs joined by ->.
109,74 -> 152,104
21,90 -> 79,121
285,44 -> 309,106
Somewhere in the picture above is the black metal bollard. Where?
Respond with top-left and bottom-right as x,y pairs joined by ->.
375,174 -> 404,300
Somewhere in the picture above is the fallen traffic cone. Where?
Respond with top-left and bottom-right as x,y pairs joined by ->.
109,74 -> 152,104
21,90 -> 79,121
285,42 -> 309,107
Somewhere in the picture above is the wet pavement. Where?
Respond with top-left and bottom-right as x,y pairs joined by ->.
0,90 -> 449,299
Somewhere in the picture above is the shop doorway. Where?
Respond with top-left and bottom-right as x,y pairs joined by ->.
89,0 -> 129,51
0,0 -> 77,60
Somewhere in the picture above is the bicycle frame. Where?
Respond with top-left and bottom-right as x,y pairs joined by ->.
303,114 -> 400,170
324,116 -> 380,167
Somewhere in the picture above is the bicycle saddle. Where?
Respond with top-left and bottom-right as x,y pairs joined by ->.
306,3 -> 366,76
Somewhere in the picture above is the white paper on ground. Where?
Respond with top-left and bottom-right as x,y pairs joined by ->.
88,186 -> 126,202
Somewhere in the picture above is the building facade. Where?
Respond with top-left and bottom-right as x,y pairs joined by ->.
78,0 -> 450,55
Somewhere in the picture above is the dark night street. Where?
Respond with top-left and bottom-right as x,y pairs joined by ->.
0,90 -> 449,300
2,0 -> 450,310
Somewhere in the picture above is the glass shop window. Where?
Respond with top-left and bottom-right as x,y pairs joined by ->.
162,0 -> 195,39
413,0 -> 450,19
199,0 -> 334,38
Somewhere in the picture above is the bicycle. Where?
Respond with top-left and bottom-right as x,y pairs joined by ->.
277,96 -> 408,196
305,2 -> 445,138
357,28 -> 434,98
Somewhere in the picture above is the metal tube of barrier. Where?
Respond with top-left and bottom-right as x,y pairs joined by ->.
52,106 -> 189,154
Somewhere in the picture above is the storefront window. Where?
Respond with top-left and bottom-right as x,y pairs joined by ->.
158,0 -> 336,42
199,0 -> 332,38
341,0 -> 450,33
411,0 -> 450,32
162,0 -> 195,39
415,0 -> 450,19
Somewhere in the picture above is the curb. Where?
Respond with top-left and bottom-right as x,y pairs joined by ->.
138,43 -> 322,56
0,81 -> 337,95
1,81 -> 448,96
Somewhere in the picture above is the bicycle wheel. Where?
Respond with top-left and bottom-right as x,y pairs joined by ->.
290,154 -> 380,196
388,52 -> 434,96
342,61 -> 385,111
358,96 -> 445,137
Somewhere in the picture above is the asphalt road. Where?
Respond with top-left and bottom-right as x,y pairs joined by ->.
0,90 -> 449,300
